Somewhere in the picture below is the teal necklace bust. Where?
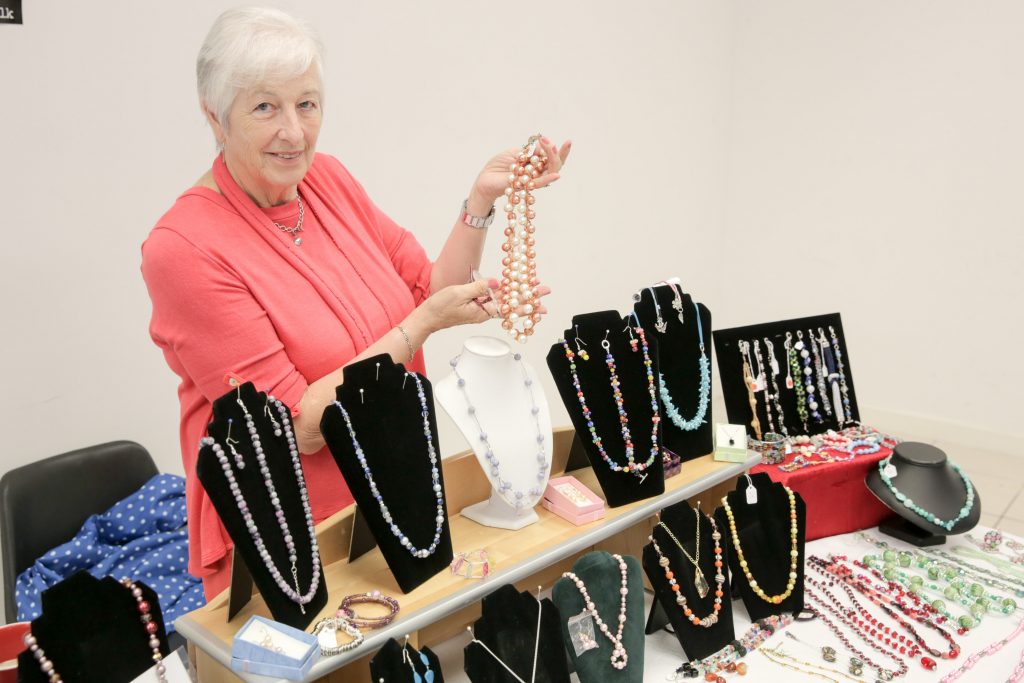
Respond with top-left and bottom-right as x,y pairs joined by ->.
877,456 -> 975,532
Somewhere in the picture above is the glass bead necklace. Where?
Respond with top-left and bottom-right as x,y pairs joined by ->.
794,331 -> 824,423
200,394 -> 321,612
449,352 -> 548,510
784,332 -> 809,431
649,508 -> 724,626
827,326 -> 852,425
940,619 -> 1024,683
807,328 -> 834,417
670,613 -> 792,680
874,543 -> 1022,608
804,585 -> 907,680
875,456 -> 975,531
560,325 -> 660,480
656,296 -> 711,432
560,554 -> 630,670
22,578 -> 169,683
720,484 -> 799,604
332,372 -> 445,559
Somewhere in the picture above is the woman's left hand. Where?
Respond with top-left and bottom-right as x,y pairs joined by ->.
467,135 -> 571,213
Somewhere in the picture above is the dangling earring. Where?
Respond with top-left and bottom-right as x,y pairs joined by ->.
574,325 -> 590,361
226,418 -> 245,469
264,395 -> 283,437
626,325 -> 638,352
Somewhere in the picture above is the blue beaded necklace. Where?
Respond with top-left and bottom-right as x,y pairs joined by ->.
877,457 -> 975,532
655,300 -> 710,432
332,373 -> 445,559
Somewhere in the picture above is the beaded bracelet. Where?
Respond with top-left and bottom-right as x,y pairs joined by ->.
311,616 -> 365,656
338,590 -> 400,629
450,550 -> 491,580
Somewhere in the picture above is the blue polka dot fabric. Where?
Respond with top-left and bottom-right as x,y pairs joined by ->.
15,473 -> 205,633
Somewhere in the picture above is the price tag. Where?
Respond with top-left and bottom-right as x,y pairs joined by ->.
883,463 -> 898,478
745,485 -> 758,505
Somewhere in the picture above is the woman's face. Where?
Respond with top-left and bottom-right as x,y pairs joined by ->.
210,67 -> 322,207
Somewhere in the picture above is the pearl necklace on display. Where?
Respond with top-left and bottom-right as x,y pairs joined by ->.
657,297 -> 711,432
22,579 -> 169,683
449,353 -> 548,510
561,554 -> 631,670
721,484 -> 799,604
876,456 -> 975,531
560,325 -> 660,480
332,372 -> 445,558
498,135 -> 547,343
200,394 -> 321,612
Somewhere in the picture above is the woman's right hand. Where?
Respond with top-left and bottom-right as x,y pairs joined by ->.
417,279 -> 497,333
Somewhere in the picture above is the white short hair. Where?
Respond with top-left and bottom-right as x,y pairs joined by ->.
197,7 -> 324,129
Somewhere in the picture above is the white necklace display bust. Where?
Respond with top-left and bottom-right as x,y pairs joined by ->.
435,336 -> 554,530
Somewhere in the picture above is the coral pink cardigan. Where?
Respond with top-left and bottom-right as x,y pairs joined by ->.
141,153 -> 431,598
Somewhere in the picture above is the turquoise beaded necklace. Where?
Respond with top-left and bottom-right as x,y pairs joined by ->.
877,456 -> 975,531
655,299 -> 711,432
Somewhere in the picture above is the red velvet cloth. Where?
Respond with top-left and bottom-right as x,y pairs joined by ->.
751,446 -> 894,541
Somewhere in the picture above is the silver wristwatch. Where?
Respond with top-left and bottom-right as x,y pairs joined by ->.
460,199 -> 495,229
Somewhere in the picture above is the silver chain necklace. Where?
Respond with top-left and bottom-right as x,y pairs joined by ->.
273,193 -> 305,246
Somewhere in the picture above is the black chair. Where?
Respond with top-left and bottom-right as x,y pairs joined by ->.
1,441 -> 159,623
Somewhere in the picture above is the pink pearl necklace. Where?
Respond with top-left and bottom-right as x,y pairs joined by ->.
561,554 -> 631,670
940,619 -> 1024,682
498,135 -> 547,343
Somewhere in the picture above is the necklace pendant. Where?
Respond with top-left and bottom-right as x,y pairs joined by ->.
786,376 -> 794,389
294,236 -> 303,246
694,570 -> 710,598
655,319 -> 667,334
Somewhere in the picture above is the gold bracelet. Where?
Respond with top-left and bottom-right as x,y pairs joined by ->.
395,325 -> 415,363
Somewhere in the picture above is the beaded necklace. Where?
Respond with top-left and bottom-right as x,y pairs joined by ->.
804,585 -> 907,680
22,578 -> 169,683
752,340 -> 776,434
649,510 -> 725,626
876,456 -> 975,531
785,333 -> 809,431
763,338 -> 788,436
808,556 -> 959,667
657,298 -> 711,432
818,328 -> 846,427
670,613 -> 793,680
561,554 -> 630,669
449,353 -> 548,510
808,328 -> 833,417
332,373 -> 445,559
721,484 -> 799,604
200,394 -> 321,612
940,619 -> 1024,683
794,331 -> 824,423
560,327 -> 659,480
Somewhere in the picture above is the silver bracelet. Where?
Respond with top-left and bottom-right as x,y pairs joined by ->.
396,325 -> 415,363
460,199 -> 495,229
311,616 -> 364,656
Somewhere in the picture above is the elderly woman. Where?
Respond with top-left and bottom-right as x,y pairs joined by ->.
141,7 -> 569,598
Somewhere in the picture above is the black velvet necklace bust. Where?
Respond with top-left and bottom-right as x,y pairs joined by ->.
196,382 -> 327,629
643,500 -> 735,660
370,637 -> 444,683
546,311 -> 665,507
320,354 -> 454,593
18,572 -> 170,683
865,442 -> 981,546
714,472 -> 806,620
632,286 -> 713,463
464,583 -> 569,683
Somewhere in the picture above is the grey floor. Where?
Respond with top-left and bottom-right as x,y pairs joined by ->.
948,442 -> 1024,535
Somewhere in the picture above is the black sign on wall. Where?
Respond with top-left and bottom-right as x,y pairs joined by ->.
0,0 -> 22,24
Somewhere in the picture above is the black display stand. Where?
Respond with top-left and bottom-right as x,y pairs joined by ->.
713,313 -> 860,438
464,583 -> 569,683
552,551 -> 645,683
546,311 -> 665,508
18,572 -> 170,683
713,473 -> 806,620
369,638 -> 444,683
320,354 -> 454,594
642,501 -> 735,660
632,285 -> 713,463
866,442 -> 981,545
197,382 -> 327,629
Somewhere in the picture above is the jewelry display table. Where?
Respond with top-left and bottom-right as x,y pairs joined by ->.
174,428 -> 759,683
752,446 -> 893,541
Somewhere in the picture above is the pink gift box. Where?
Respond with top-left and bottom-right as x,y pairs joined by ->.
542,476 -> 606,525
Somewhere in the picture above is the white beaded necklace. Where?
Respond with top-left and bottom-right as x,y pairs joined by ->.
200,394 -> 321,613
561,554 -> 631,670
449,352 -> 549,511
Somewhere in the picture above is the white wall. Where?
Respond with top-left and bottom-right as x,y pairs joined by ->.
3,0 -> 1021,621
